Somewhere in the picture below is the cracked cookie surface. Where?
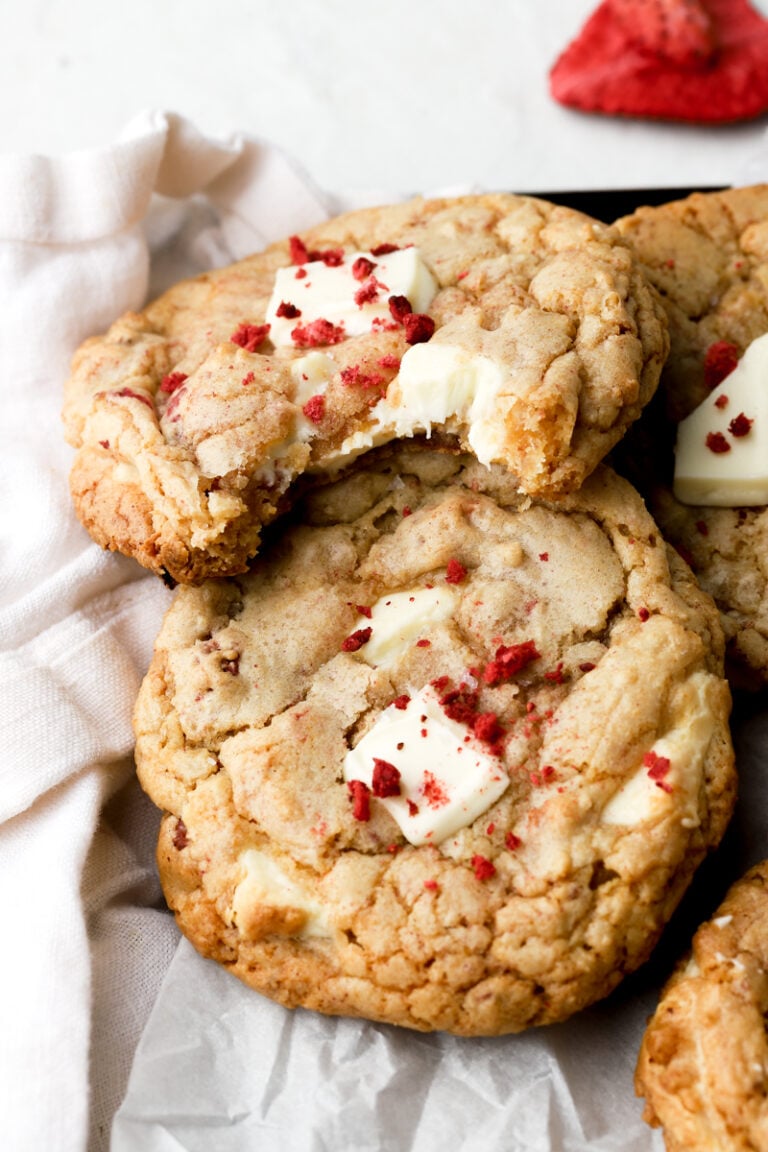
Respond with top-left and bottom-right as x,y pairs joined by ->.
616,186 -> 768,686
64,193 -> 667,584
636,860 -> 768,1152
134,446 -> 734,1035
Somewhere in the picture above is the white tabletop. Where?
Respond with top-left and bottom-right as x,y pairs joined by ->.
4,0 -> 768,195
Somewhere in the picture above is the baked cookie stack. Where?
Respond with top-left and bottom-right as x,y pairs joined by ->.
64,191 -> 756,1125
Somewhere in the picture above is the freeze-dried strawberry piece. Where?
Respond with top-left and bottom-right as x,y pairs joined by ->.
231,323 -> 270,351
704,341 -> 739,389
550,0 -> 768,124
614,0 -> 715,67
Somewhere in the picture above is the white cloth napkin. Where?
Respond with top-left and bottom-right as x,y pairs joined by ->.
0,109 -> 330,1152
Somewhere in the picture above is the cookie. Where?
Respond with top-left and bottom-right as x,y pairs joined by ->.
636,860 -> 768,1151
134,446 -> 734,1036
550,0 -> 768,124
615,185 -> 768,686
63,193 -> 667,584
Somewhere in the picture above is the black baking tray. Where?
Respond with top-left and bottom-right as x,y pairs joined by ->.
532,185 -> 726,221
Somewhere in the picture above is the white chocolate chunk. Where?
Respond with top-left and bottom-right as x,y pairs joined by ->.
229,848 -> 329,938
602,671 -> 718,826
344,684 -> 509,846
674,332 -> 768,506
393,342 -> 509,464
352,586 -> 459,667
290,352 -> 337,404
290,352 -> 337,441
713,915 -> 733,928
266,248 -> 437,346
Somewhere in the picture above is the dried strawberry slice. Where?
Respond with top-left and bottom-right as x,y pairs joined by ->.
613,0 -> 715,67
550,0 -> 768,123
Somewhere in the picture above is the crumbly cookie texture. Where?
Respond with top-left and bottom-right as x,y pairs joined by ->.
636,860 -> 768,1152
64,193 -> 667,584
134,447 -> 734,1036
615,185 -> 768,686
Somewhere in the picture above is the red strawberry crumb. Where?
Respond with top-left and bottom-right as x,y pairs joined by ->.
423,879 -> 438,891
714,394 -> 729,409
472,854 -> 496,881
541,765 -> 557,781
430,676 -> 451,692
457,270 -> 469,280
231,322 -> 270,351
276,301 -> 301,319
404,313 -> 435,345
371,316 -> 400,332
371,243 -> 399,256
348,780 -> 371,821
439,686 -> 479,726
114,387 -> 154,410
695,520 -> 709,536
159,371 -> 188,394
313,248 -> 344,266
172,819 -> 189,850
407,800 -> 419,816
579,662 -> 596,672
422,771 -> 449,808
302,394 -> 326,424
486,823 -> 496,835
291,318 -> 346,347
393,694 -> 411,710
388,295 -> 412,323
402,506 -> 412,517
729,413 -> 753,437
352,256 -> 376,281
378,354 -> 401,370
416,638 -> 431,648
473,712 -> 504,746
289,235 -> 309,265
355,604 -> 372,618
638,607 -> 650,622
242,371 -> 255,386
371,759 -> 402,798
341,627 -> 372,652
445,558 -> 467,584
505,832 -> 522,851
354,278 -> 381,307
539,552 -> 549,562
706,431 -> 731,454
704,342 -> 739,390
295,267 -> 307,280
483,640 -> 541,686
544,662 -> 565,684
98,439 -> 110,449
339,364 -> 385,390
387,844 -> 400,854
643,750 -> 673,793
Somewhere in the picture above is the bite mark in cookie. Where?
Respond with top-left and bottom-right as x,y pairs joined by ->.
64,193 -> 668,583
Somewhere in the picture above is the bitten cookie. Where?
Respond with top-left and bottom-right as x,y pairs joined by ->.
616,185 -> 768,686
134,446 -> 734,1036
63,193 -> 667,584
636,860 -> 768,1151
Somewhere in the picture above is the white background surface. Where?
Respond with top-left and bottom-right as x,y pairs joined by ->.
3,0 -> 768,195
